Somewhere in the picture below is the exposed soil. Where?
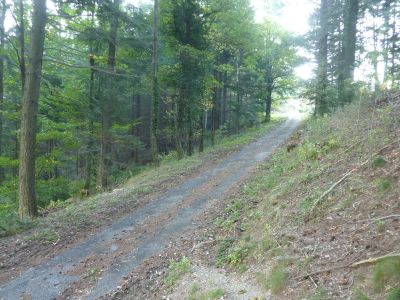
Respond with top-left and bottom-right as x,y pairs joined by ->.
0,115 -> 301,299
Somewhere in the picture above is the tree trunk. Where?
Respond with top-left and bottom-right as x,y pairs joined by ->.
390,2 -> 397,77
221,71 -> 227,125
19,0 -> 26,91
265,85 -> 273,123
316,0 -> 329,115
235,50 -> 243,133
339,0 -> 359,103
0,0 -> 5,183
151,0 -> 160,166
199,110 -> 205,153
84,54 -> 95,190
98,0 -> 120,189
18,0 -> 47,220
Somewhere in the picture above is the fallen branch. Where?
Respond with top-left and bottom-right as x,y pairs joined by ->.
311,169 -> 355,212
292,264 -> 348,281
351,253 -> 400,268
191,240 -> 215,252
311,139 -> 400,212
355,214 -> 400,223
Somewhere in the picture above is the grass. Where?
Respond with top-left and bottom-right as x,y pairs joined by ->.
164,257 -> 191,291
372,257 -> 400,292
257,263 -> 288,294
187,285 -> 225,300
26,229 -> 60,243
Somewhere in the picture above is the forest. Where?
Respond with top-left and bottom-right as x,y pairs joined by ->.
0,0 -> 398,225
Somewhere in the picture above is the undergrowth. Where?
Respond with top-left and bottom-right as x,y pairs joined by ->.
212,95 -> 400,298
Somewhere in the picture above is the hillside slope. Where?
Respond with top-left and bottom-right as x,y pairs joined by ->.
163,94 -> 400,300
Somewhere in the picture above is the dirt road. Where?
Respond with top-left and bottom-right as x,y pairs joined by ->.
0,113 -> 301,300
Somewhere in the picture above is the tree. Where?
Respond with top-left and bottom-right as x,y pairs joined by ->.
0,0 -> 5,182
315,0 -> 330,115
338,0 -> 359,103
98,0 -> 120,188
151,0 -> 160,165
257,22 -> 299,122
18,0 -> 47,219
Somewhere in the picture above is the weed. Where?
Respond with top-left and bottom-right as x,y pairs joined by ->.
374,178 -> 392,193
308,287 -> 328,300
187,285 -> 225,300
386,288 -> 400,300
300,196 -> 315,213
47,200 -> 68,209
266,263 -> 288,294
372,257 -> 400,292
83,268 -> 100,279
216,238 -> 235,266
164,257 -> 191,290
374,220 -> 386,233
27,229 -> 59,243
353,290 -> 371,300
372,156 -> 387,168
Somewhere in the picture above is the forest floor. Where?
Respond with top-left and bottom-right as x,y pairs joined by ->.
0,100 -> 307,299
150,93 -> 399,300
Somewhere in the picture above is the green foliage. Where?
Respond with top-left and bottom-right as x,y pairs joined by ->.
353,290 -> 371,300
187,285 -> 225,300
386,288 -> 400,300
372,257 -> 400,292
165,257 -> 191,289
27,229 -> 60,244
374,178 -> 392,193
308,287 -> 328,300
260,263 -> 288,294
372,156 -> 387,168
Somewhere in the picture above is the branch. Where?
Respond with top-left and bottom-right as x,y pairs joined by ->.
356,214 -> 400,223
351,253 -> 400,268
44,58 -> 141,78
311,139 -> 400,211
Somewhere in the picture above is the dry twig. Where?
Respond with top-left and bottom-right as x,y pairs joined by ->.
350,253 -> 400,268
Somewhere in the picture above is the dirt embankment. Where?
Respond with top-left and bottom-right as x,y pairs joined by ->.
148,94 -> 400,300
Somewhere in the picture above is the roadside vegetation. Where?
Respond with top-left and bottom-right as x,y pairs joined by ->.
0,118 -> 282,239
204,93 -> 400,299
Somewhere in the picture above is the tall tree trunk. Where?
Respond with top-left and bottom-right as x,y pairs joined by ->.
265,80 -> 273,122
188,122 -> 193,156
134,94 -> 141,163
316,0 -> 329,115
18,0 -> 47,220
98,0 -> 119,189
235,50 -> 243,133
151,0 -> 159,166
343,0 -> 359,81
0,0 -> 5,183
221,71 -> 227,125
19,0 -> 26,91
372,11 -> 380,92
382,0 -> 391,82
390,2 -> 397,77
84,54 -> 95,190
199,110 -> 205,153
